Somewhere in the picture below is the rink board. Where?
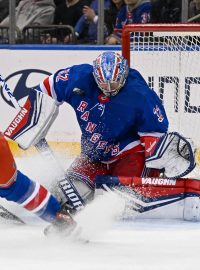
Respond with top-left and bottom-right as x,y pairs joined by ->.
8,140 -> 80,158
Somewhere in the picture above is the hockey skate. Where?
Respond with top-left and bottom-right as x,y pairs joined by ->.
44,209 -> 77,237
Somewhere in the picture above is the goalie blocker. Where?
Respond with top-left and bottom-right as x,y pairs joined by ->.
4,88 -> 59,150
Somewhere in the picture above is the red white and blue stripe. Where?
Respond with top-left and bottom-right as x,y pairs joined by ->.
0,171 -> 61,222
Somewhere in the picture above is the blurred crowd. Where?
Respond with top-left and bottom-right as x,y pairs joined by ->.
0,0 -> 199,44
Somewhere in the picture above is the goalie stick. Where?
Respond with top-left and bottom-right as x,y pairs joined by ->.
0,74 -> 84,215
0,205 -> 25,225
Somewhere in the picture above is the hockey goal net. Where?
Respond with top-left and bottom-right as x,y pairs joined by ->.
122,24 -> 200,155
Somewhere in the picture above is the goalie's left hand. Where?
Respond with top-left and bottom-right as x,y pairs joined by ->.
144,132 -> 196,179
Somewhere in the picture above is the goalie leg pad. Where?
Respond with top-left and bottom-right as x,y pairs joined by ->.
57,172 -> 94,211
0,133 -> 17,188
95,175 -> 200,221
183,197 -> 200,221
183,179 -> 200,221
55,155 -> 108,212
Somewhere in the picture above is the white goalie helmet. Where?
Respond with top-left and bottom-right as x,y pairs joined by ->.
93,51 -> 129,97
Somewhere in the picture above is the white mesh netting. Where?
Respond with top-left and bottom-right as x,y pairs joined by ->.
127,30 -> 200,151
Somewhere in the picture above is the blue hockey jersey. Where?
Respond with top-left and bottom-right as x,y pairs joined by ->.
115,1 -> 151,30
37,64 -> 168,162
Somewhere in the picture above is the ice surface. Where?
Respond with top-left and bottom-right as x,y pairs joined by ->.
0,154 -> 200,270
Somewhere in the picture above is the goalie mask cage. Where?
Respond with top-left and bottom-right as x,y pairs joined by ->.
122,23 -> 200,148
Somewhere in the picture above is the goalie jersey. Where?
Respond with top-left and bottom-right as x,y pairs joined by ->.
36,64 -> 169,162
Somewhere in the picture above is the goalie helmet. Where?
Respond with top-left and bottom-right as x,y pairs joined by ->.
93,52 -> 129,97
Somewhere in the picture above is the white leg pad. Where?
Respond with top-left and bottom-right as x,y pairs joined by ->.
183,197 -> 200,221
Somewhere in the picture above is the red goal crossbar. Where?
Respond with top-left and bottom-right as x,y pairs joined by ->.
122,23 -> 200,66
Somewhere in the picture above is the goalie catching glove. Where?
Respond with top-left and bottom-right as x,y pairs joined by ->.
143,132 -> 196,179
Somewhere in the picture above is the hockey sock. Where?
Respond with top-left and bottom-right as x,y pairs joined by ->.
0,170 -> 61,222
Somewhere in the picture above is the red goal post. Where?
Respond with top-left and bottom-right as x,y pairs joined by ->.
121,23 -> 200,164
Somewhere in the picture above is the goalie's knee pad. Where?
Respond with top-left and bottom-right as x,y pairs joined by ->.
0,133 -> 17,188
55,172 -> 95,213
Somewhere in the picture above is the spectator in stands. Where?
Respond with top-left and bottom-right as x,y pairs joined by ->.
53,0 -> 65,6
188,0 -> 200,22
54,0 -> 92,26
106,0 -> 151,45
0,0 -> 21,22
104,0 -> 125,42
0,0 -> 55,39
150,0 -> 181,23
41,0 -> 92,44
72,0 -> 111,44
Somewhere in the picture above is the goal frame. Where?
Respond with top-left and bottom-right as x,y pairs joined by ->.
122,23 -> 200,67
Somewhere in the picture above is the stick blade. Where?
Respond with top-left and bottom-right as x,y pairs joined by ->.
0,205 -> 25,225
